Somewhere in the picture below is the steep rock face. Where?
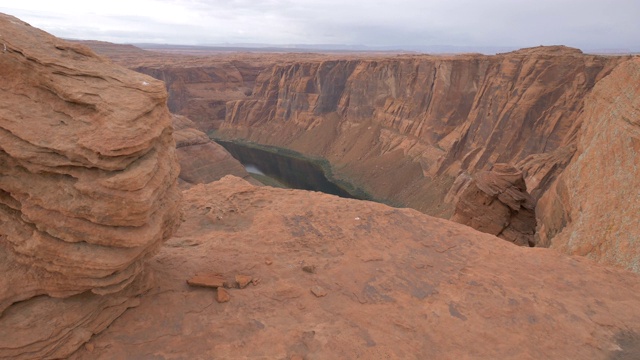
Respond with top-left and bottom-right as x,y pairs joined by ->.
172,114 -> 258,187
450,164 -> 536,246
536,58 -> 640,271
0,14 -> 180,358
71,176 -> 640,359
219,48 -> 628,215
139,63 -> 260,132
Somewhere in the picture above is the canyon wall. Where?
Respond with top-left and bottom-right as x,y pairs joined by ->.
0,14 -> 181,358
137,62 -> 261,132
3,16 -> 640,358
86,43 -> 638,267
172,114 -> 259,187
536,58 -> 640,272
218,47 -> 628,217
84,41 -> 268,133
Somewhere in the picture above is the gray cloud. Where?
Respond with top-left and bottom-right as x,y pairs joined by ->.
0,0 -> 638,51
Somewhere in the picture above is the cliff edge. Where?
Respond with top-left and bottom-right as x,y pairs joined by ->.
536,57 -> 640,272
70,176 -> 640,359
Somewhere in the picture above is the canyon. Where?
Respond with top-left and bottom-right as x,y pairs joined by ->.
1,12 -> 640,359
93,40 -> 639,271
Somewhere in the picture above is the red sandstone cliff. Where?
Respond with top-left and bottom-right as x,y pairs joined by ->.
218,48 -> 629,217
90,42 -> 639,269
139,63 -> 259,132
172,114 -> 259,187
3,15 -> 640,358
536,58 -> 640,272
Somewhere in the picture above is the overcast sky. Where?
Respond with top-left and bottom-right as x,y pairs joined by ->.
0,0 -> 638,51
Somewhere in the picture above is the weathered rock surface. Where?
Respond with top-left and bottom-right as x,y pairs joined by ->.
536,58 -> 640,271
70,176 -> 640,359
85,41 -> 303,133
172,113 -> 258,187
93,42 -> 640,272
451,164 -> 536,246
0,13 -> 180,358
218,48 -> 629,216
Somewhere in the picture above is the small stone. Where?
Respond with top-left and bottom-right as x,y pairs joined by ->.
84,343 -> 95,352
310,285 -> 328,297
251,278 -> 261,286
223,280 -> 238,289
187,273 -> 225,288
302,265 -> 316,274
265,259 -> 273,265
216,288 -> 231,303
235,274 -> 253,289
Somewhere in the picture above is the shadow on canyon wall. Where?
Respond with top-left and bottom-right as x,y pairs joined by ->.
215,138 -> 378,202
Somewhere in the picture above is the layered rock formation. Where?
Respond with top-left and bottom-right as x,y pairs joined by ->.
536,58 -> 640,272
89,41 -> 639,270
0,14 -> 180,358
3,13 -> 639,358
70,176 -> 640,359
450,164 -> 536,246
218,48 -> 628,217
139,63 -> 259,132
172,114 -> 258,187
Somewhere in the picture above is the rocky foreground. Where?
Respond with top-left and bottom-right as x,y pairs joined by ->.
71,176 -> 640,359
1,12 -> 640,360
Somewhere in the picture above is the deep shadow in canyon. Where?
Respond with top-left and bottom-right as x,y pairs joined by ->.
215,138 -> 372,201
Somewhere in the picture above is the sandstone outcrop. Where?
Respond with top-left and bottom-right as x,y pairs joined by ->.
218,48 -> 629,216
450,164 -> 536,246
70,176 -> 640,359
536,58 -> 640,271
0,13 -> 180,358
172,113 -> 258,187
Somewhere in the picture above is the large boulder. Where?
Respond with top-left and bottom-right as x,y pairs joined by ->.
0,13 -> 181,358
450,164 -> 536,246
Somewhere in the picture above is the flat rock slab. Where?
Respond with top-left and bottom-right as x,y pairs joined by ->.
186,273 -> 225,288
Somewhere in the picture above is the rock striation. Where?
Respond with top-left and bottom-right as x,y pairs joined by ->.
89,42 -> 640,270
536,58 -> 640,271
218,48 -> 629,216
0,13 -> 180,358
172,113 -> 258,187
450,164 -> 536,246
70,176 -> 640,359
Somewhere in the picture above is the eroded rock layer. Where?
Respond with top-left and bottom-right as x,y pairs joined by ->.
450,164 -> 536,246
172,113 -> 258,187
536,58 -> 640,271
0,14 -> 181,359
218,47 -> 629,216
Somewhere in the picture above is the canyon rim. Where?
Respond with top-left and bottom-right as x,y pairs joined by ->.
0,11 -> 639,360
